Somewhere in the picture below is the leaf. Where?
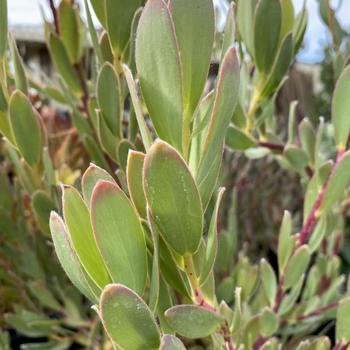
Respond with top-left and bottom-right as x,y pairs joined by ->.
100,284 -> 160,350
0,0 -> 7,60
221,2 -> 236,61
299,118 -> 316,164
117,139 -> 134,172
336,297 -> 350,343
200,188 -> 225,285
280,0 -> 295,40
9,90 -> 43,166
253,0 -> 282,74
62,186 -> 110,289
32,191 -> 57,235
284,245 -> 310,290
127,150 -> 147,218
261,33 -> 294,97
123,64 -> 153,151
332,65 -> 350,149
284,145 -> 309,170
96,110 -> 118,160
144,140 -> 203,256
90,181 -> 148,295
237,0 -> 256,55
260,308 -> 278,337
48,33 -> 82,97
89,0 -> 106,28
97,63 -> 122,137
9,35 -> 28,94
169,0 -> 214,117
320,151 -> 350,214
226,125 -> 257,151
277,211 -> 295,273
84,0 -> 103,65
260,259 -> 277,306
160,335 -> 186,350
105,0 -> 142,57
81,163 -> 115,207
165,305 -> 222,339
293,6 -> 308,54
58,0 -> 81,64
49,212 -> 98,302
196,47 -> 240,190
136,0 -> 183,152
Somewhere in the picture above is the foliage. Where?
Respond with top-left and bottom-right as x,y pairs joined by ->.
0,0 -> 350,349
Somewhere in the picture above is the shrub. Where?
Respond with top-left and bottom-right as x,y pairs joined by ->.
1,0 -> 350,349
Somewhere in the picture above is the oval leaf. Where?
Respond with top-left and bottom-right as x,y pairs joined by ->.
165,305 -> 222,339
332,65 -> 350,149
9,90 -> 43,166
100,284 -> 160,350
136,0 -> 183,152
160,335 -> 186,350
90,180 -> 148,295
144,140 -> 203,256
63,186 -> 110,288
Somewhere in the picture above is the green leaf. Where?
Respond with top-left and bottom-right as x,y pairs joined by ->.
260,308 -> 278,337
277,211 -> 295,273
9,90 -> 43,166
97,62 -> 122,137
254,0 -> 282,74
123,64 -> 153,151
136,0 -> 183,152
99,32 -> 113,63
62,186 -> 110,289
165,305 -> 222,339
48,33 -> 82,97
320,151 -> 350,214
90,181 -> 148,295
200,188 -> 225,285
280,0 -> 295,40
117,139 -> 134,172
226,125 -> 257,151
81,163 -> 115,207
58,0 -> 81,64
160,335 -> 186,350
169,0 -> 214,117
89,0 -> 106,28
105,0 -> 142,57
261,33 -> 294,97
299,118 -> 316,164
221,2 -> 236,61
144,140 -> 203,256
127,150 -> 147,218
9,35 -> 28,94
49,212 -> 98,302
32,191 -> 57,235
237,0 -> 256,55
100,284 -> 160,350
293,6 -> 308,54
284,145 -> 309,170
96,110 -> 118,160
332,65 -> 350,149
284,245 -> 310,290
260,259 -> 277,306
196,47 -> 240,188
336,297 -> 350,343
0,0 -> 7,60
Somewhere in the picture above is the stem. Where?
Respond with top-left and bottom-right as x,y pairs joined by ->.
183,255 -> 234,349
297,301 -> 339,321
297,150 -> 345,247
258,141 -> 285,152
48,0 -> 60,35
246,91 -> 261,133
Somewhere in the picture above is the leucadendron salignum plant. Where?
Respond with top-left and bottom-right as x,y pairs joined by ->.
1,0 -> 350,348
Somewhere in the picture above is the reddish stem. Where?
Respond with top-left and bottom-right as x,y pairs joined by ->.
297,301 -> 339,321
298,150 -> 346,247
48,0 -> 60,34
258,141 -> 285,152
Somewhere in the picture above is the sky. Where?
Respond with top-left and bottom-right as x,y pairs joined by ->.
7,0 -> 350,64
